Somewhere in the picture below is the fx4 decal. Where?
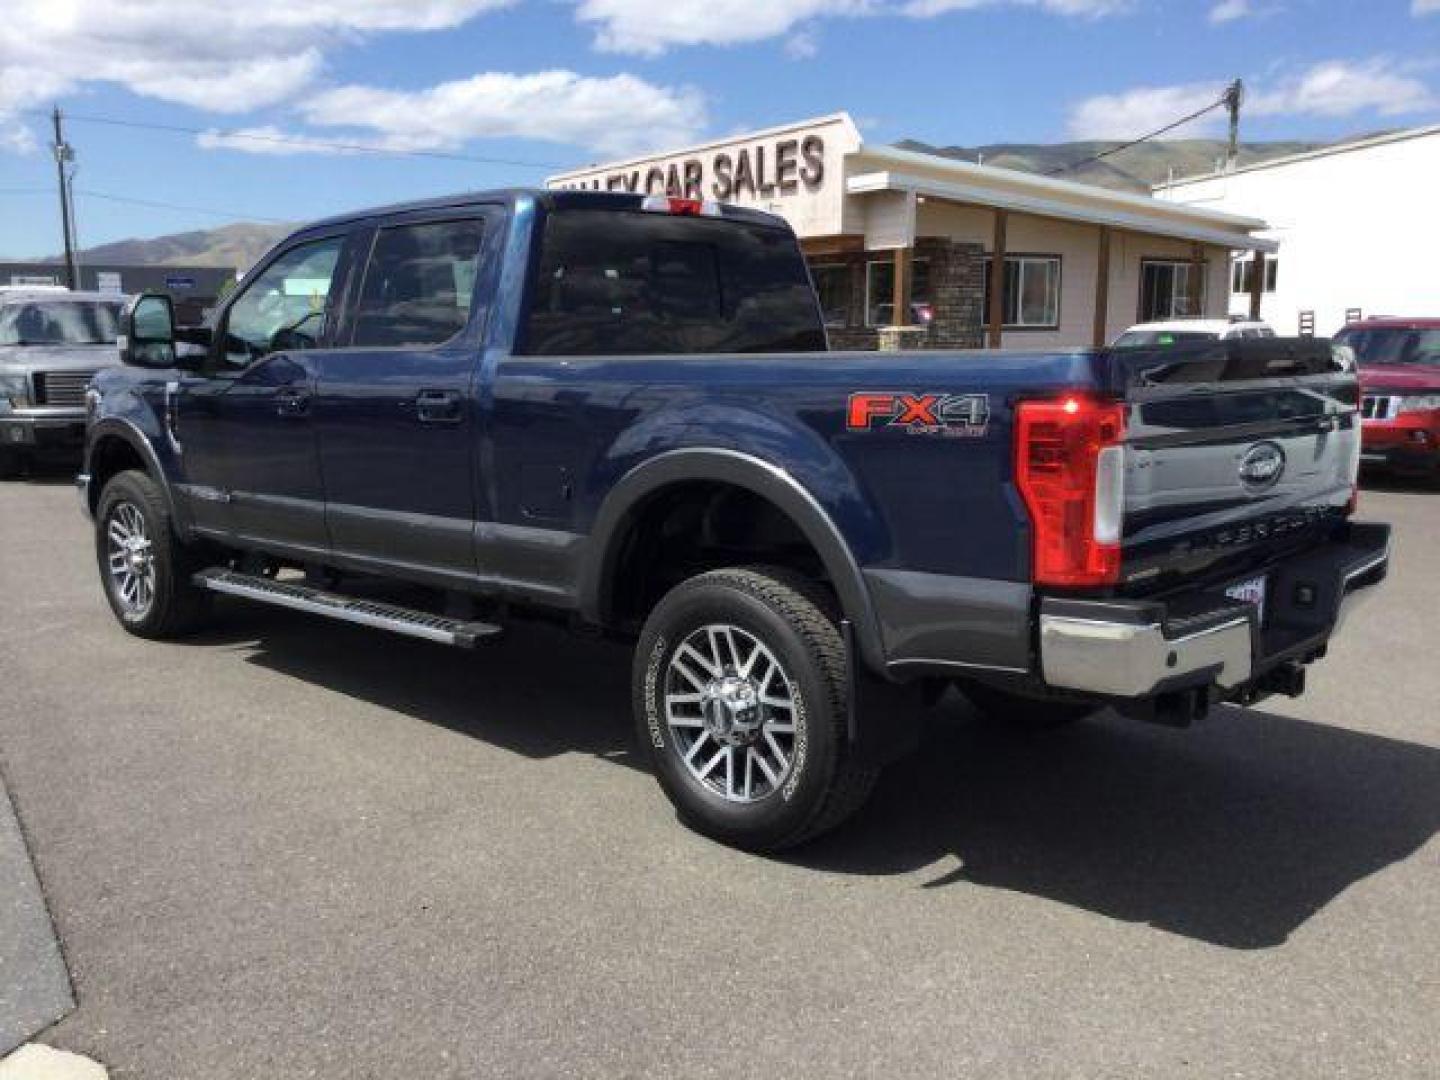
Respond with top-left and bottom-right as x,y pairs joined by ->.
846,392 -> 990,437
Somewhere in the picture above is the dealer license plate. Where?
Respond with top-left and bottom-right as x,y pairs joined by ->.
1225,574 -> 1267,621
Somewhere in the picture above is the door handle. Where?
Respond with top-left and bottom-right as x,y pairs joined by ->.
275,387 -> 310,418
415,389 -> 462,424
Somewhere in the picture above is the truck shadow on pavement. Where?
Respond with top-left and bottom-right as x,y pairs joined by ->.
206,601 -> 1440,953
211,602 -> 644,770
796,694 -> 1440,950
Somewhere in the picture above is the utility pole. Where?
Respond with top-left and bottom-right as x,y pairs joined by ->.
1223,79 -> 1244,171
51,106 -> 79,290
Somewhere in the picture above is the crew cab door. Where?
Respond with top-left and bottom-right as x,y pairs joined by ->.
176,231 -> 353,554
312,209 -> 499,586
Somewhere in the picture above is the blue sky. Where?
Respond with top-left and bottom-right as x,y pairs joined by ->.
1,0 -> 1437,259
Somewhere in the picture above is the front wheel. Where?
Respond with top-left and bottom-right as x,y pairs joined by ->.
95,469 -> 212,638
634,567 -> 877,852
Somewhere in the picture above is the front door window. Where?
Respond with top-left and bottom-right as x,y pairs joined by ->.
221,237 -> 345,367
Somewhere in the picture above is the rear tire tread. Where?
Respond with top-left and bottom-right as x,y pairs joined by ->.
661,566 -> 877,851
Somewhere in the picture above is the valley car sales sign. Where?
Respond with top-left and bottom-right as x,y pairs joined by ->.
547,113 -> 862,239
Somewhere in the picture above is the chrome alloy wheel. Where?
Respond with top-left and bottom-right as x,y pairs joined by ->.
105,500 -> 156,617
664,624 -> 799,803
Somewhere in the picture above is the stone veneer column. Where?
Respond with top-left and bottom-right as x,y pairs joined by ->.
920,239 -> 987,350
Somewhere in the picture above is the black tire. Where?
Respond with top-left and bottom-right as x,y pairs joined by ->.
960,681 -> 1094,731
633,566 -> 877,852
0,448 -> 25,479
95,469 -> 212,638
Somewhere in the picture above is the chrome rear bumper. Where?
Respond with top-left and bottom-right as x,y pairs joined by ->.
1041,608 -> 1252,697
1039,524 -> 1391,700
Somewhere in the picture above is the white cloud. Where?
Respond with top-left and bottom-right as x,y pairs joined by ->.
1413,0 -> 1440,14
1208,0 -> 1254,23
298,70 -> 707,157
574,0 -> 871,56
1250,58 -> 1436,118
0,1 -> 514,119
1066,82 -> 1226,139
196,125 -> 354,155
904,0 -> 1129,15
785,29 -> 819,59
573,0 -> 1127,55
0,122 -> 37,154
1067,58 -> 1437,140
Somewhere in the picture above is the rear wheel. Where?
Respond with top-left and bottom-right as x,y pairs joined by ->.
634,567 -> 877,852
96,469 -> 212,638
960,681 -> 1094,731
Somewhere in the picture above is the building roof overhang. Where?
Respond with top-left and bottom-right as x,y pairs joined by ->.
850,143 -> 1277,253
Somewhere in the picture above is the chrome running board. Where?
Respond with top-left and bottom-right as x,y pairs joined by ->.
192,568 -> 503,648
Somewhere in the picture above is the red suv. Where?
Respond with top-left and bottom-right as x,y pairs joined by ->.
1333,318 -> 1440,479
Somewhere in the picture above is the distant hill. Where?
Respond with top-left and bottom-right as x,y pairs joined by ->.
33,221 -> 293,274
892,137 -> 1330,193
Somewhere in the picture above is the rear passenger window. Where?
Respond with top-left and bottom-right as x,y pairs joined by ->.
521,208 -> 825,356
351,219 -> 485,348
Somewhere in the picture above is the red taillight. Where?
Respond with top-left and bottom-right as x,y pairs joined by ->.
1014,396 -> 1126,587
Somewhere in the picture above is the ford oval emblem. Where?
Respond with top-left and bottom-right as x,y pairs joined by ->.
1239,441 -> 1286,490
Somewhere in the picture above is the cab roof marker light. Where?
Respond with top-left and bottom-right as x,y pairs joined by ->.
639,195 -> 723,217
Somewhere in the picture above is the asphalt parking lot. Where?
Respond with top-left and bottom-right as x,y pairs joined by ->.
1,472 -> 1437,1079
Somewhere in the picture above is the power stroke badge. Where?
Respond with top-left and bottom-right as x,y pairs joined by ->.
846,392 -> 991,437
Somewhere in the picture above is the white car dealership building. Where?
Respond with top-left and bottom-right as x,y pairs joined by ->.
549,113 -> 1276,350
1155,124 -> 1440,338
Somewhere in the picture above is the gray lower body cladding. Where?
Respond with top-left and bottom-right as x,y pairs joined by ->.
864,569 -> 1032,677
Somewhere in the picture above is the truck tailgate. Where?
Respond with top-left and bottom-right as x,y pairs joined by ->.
1101,339 -> 1361,591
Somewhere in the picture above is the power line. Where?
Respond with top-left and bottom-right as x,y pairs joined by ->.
24,109 -> 562,170
74,189 -> 293,224
1045,87 -> 1235,177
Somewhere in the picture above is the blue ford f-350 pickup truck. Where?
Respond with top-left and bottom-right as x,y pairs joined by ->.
81,189 -> 1389,851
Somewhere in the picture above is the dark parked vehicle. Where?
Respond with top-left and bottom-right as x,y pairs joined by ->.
1333,317 -> 1440,479
0,289 -> 125,476
80,189 -> 1389,850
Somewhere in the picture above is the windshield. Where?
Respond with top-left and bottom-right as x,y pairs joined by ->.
1113,329 -> 1219,347
1334,327 -> 1440,367
0,301 -> 123,346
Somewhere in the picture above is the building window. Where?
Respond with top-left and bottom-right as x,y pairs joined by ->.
981,255 -> 1061,329
1140,259 -> 1207,321
865,258 -> 932,326
810,264 -> 851,328
1230,257 -> 1278,295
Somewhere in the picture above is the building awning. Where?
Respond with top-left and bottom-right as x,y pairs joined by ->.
849,144 -> 1278,254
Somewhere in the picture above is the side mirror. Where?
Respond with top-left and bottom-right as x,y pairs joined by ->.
120,293 -> 176,369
